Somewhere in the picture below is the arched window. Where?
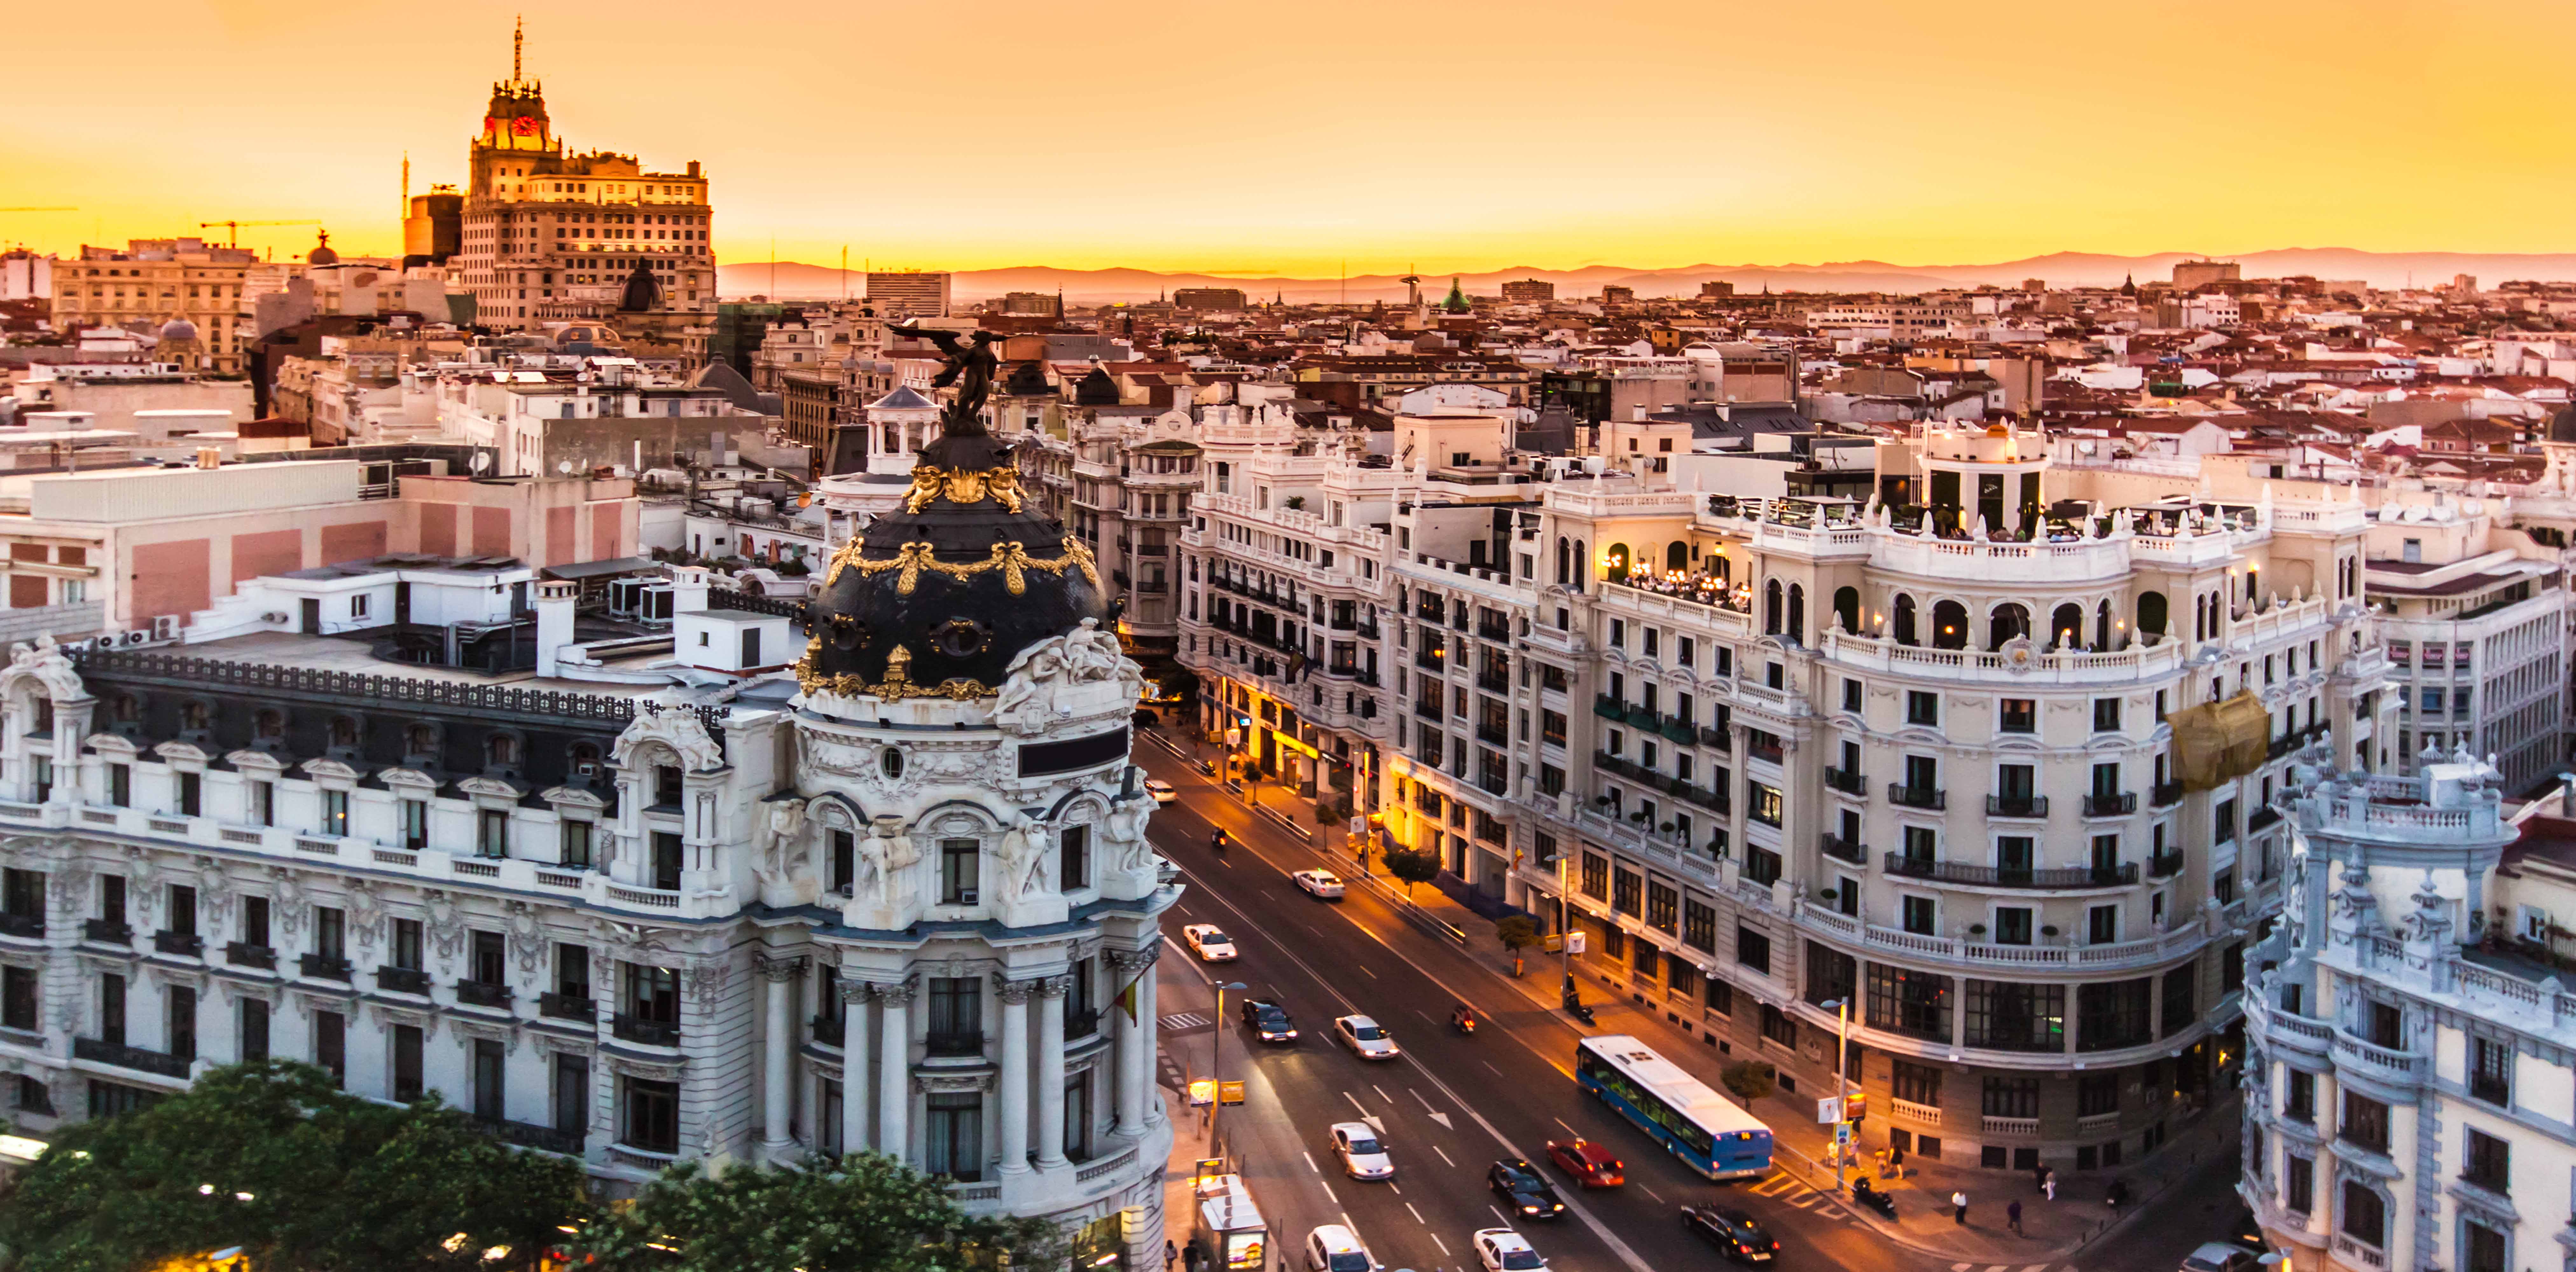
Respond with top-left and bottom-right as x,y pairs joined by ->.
1555,536 -> 1569,585
2138,591 -> 2169,643
254,708 -> 285,739
1833,586 -> 1861,634
1572,542 -> 1586,592
487,733 -> 519,768
1988,603 -> 2030,651
179,700 -> 211,732
1764,580 -> 1783,635
1786,584 -> 1806,644
110,693 -> 140,724
1893,594 -> 1918,645
328,716 -> 359,750
2095,599 -> 2114,650
1604,543 -> 1631,581
2051,603 -> 2084,650
1932,600 -> 1969,651
1709,554 -> 1732,587
1665,542 -> 1688,572
406,723 -> 438,755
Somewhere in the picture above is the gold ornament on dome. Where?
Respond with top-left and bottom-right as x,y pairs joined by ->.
823,537 -> 1100,597
903,465 -> 1026,514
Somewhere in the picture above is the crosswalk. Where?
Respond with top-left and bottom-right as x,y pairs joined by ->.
1159,1012 -> 1214,1031
1951,1264 -> 2075,1272
1744,1170 -> 1856,1223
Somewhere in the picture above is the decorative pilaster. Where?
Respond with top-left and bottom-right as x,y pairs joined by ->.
1110,949 -> 1153,1136
1035,973 -> 1070,1169
996,976 -> 1037,1175
755,953 -> 806,1157
837,976 -> 875,1158
876,977 -> 914,1159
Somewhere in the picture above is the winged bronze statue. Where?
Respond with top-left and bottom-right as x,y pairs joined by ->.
894,322 -> 1001,437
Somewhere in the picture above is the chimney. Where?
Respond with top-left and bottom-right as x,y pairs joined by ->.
670,565 -> 712,615
534,580 -> 580,678
195,447 -> 220,470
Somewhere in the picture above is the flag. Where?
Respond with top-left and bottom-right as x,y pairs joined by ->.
1118,975 -> 1139,1023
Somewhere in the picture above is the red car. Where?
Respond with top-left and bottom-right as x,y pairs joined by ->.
1545,1138 -> 1625,1188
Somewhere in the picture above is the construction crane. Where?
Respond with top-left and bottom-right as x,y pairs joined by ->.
198,219 -> 321,248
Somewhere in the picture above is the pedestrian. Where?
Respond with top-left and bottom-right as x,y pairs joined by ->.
1184,1242 -> 1203,1272
2043,1168 -> 2057,1202
2032,1161 -> 2047,1193
1164,1241 -> 1178,1272
2007,1200 -> 2023,1234
2107,1179 -> 2130,1211
1953,1191 -> 1968,1225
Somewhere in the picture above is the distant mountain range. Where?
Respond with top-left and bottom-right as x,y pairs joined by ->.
716,249 -> 2576,305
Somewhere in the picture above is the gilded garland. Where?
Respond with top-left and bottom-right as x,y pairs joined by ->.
822,536 -> 1101,596
793,636 -> 992,700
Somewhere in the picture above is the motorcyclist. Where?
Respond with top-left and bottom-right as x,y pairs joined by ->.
1209,828 -> 1229,853
1451,1003 -> 1477,1032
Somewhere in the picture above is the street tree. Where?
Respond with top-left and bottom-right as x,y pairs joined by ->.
571,1153 -> 1064,1272
1381,847 -> 1441,901
0,1060 -> 588,1272
1494,914 -> 1541,976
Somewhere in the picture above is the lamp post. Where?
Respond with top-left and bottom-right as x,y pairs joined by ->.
1211,980 -> 1247,1163
1819,997 -> 1852,1194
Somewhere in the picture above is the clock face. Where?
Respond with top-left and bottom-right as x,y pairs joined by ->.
511,115 -> 538,136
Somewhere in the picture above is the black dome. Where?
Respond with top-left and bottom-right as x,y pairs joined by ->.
2552,402 -> 2576,446
620,261 -> 661,313
800,429 -> 1107,698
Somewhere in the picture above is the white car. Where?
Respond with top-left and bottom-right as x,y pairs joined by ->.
1329,1121 -> 1394,1179
1182,924 -> 1239,962
1474,1228 -> 1546,1272
1333,1013 -> 1400,1060
1292,869 -> 1346,898
1145,779 -> 1178,805
1305,1224 -> 1376,1272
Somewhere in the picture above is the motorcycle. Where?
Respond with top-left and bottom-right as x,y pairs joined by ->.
1850,1178 -> 1897,1218
1209,831 -> 1229,854
1451,1005 -> 1478,1035
1193,758 -> 1218,777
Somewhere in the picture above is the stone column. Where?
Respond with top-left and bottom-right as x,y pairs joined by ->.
1111,950 -> 1152,1136
838,977 -> 873,1158
1035,974 -> 1070,1169
876,978 -> 913,1159
757,953 -> 805,1157
996,976 -> 1035,1176
1137,941 -> 1165,1129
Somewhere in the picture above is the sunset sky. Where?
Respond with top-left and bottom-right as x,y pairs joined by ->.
3,0 -> 2566,275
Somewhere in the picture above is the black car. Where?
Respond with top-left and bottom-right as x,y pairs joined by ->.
1681,1205 -> 1777,1264
2226,1207 -> 2268,1254
1240,999 -> 1298,1043
1487,1158 -> 1568,1220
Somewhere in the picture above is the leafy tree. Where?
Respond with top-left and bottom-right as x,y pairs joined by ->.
1720,1060 -> 1777,1104
1382,848 -> 1441,901
0,1060 -> 588,1272
1494,915 -> 1542,977
571,1153 -> 1063,1272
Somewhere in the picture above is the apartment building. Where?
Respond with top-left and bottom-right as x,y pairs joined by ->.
2240,753 -> 2545,1272
2366,493 -> 2572,793
48,240 -> 256,374
863,272 -> 951,319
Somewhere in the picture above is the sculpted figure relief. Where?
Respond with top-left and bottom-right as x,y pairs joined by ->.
7,635 -> 85,702
760,799 -> 807,881
993,618 -> 1150,735
994,815 -> 1049,901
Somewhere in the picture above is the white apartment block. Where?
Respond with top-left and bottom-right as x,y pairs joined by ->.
2240,753 -> 2558,1272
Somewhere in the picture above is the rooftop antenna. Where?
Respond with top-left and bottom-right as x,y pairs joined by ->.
841,245 -> 848,301
512,15 -> 524,83
401,153 -> 409,216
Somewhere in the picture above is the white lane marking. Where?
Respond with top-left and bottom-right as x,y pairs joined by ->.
1952,1264 -> 1975,1271
1490,1205 -> 1511,1224
1356,963 -> 1377,978
1434,1144 -> 1456,1168
1485,1061 -> 1506,1077
1302,1150 -> 1320,1174
1373,1085 -> 1393,1104
1428,1233 -> 1450,1257
1345,1091 -> 1371,1117
1555,1118 -> 1581,1137
1640,1184 -> 1665,1203
1405,1201 -> 1427,1225
1388,1182 -> 1402,1195
1159,855 -> 1659,1272
1320,1181 -> 1336,1204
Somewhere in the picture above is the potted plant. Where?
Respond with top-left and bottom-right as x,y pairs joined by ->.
1968,923 -> 1988,937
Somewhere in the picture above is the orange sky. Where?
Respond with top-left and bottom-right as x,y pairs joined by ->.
3,0 -> 2568,274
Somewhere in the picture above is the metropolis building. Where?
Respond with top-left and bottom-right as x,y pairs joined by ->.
0,386 -> 1176,1262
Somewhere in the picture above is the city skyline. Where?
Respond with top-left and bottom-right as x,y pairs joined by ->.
4,0 -> 2572,273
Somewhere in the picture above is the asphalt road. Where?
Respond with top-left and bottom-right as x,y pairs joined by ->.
1136,740 -> 1894,1272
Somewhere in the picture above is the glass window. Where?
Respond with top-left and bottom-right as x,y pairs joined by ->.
1965,980 -> 2063,1051
1865,964 -> 1952,1041
1891,1059 -> 1942,1106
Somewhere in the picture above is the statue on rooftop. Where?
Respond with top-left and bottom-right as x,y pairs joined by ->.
895,322 -> 1002,437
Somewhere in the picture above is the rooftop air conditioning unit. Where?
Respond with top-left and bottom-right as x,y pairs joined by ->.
119,629 -> 152,647
262,612 -> 289,625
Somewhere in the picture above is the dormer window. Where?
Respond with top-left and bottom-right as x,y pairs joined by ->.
253,708 -> 285,742
328,717 -> 359,751
406,724 -> 438,757
488,735 -> 519,769
179,701 -> 210,733
110,693 -> 140,725
570,743 -> 601,779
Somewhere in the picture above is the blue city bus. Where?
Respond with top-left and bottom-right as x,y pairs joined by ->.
1575,1035 -> 1774,1180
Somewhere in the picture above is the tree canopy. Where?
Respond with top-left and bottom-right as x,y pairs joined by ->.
568,1154 -> 1063,1272
0,1061 -> 588,1272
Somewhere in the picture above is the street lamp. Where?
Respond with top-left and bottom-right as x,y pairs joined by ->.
1818,998 -> 1853,1194
1211,980 -> 1248,1162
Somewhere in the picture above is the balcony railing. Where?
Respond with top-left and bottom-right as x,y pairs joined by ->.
925,1031 -> 987,1057
1821,833 -> 1866,864
225,941 -> 276,970
1594,695 -> 1624,720
1986,795 -> 2049,818
1823,767 -> 1866,796
1659,716 -> 1696,744
152,930 -> 204,957
1699,726 -> 1731,752
2151,781 -> 2184,807
1476,725 -> 1509,746
613,1013 -> 681,1046
1882,853 -> 2138,889
1477,623 -> 1511,642
539,992 -> 597,1022
73,1036 -> 191,1078
2148,851 -> 2185,879
1888,785 -> 1946,810
456,980 -> 514,1009
82,918 -> 133,944
299,954 -> 351,981
377,966 -> 432,995
1477,671 -> 1511,693
2248,806 -> 2282,833
0,913 -> 41,939
2082,792 -> 2137,817
1066,1008 -> 1101,1040
472,1116 -> 586,1156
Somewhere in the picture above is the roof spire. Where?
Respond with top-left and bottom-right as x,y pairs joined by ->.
512,15 -> 524,82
